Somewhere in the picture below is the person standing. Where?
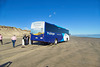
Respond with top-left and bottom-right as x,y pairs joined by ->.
11,35 -> 17,48
27,35 -> 30,44
26,36 -> 28,45
0,34 -> 3,45
23,35 -> 27,45
29,34 -> 31,45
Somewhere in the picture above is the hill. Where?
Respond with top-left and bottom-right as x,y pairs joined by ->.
0,26 -> 30,38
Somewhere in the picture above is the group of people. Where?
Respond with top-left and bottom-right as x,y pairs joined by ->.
22,35 -> 30,45
0,34 -> 30,48
0,34 -> 17,48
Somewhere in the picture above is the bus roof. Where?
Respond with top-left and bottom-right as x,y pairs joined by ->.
31,21 -> 69,30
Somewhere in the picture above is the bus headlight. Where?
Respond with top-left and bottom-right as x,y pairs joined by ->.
35,37 -> 38,39
40,37 -> 43,39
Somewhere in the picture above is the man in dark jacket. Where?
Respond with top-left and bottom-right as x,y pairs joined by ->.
23,35 -> 27,45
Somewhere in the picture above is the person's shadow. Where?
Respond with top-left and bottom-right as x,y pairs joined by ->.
16,44 -> 22,47
0,61 -> 12,67
4,42 -> 11,45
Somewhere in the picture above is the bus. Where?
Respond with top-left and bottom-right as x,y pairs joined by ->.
30,21 -> 69,45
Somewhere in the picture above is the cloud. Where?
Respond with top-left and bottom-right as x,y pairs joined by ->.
53,12 -> 56,15
24,27 -> 29,30
48,12 -> 56,18
49,15 -> 52,17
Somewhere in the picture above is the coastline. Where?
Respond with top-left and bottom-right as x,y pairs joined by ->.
71,35 -> 100,39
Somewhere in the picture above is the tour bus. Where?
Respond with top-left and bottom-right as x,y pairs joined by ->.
30,21 -> 69,45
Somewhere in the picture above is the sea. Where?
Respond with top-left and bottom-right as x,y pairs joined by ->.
73,34 -> 100,38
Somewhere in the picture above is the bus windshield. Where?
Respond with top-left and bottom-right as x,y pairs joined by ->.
31,21 -> 45,35
31,28 -> 43,35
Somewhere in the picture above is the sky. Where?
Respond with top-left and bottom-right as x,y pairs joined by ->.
0,0 -> 100,35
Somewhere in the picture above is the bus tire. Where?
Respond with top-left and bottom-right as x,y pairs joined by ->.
54,39 -> 58,45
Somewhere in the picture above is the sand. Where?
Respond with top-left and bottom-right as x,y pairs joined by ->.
0,36 -> 100,67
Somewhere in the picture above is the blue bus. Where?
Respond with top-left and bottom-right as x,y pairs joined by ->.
30,21 -> 69,45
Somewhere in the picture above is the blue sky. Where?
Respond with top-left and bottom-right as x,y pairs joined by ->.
0,0 -> 100,35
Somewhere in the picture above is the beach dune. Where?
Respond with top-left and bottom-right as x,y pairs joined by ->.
0,26 -> 30,38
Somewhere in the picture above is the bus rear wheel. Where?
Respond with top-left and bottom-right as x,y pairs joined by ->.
54,39 -> 58,45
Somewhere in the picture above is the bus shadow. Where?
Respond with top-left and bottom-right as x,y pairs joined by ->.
31,41 -> 67,46
32,42 -> 51,46
0,61 -> 12,67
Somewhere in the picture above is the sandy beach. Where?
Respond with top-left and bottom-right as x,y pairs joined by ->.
0,36 -> 100,67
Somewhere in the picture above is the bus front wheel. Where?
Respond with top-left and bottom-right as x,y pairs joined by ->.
54,39 -> 58,45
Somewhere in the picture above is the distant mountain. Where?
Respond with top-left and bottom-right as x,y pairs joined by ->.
0,26 -> 30,38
